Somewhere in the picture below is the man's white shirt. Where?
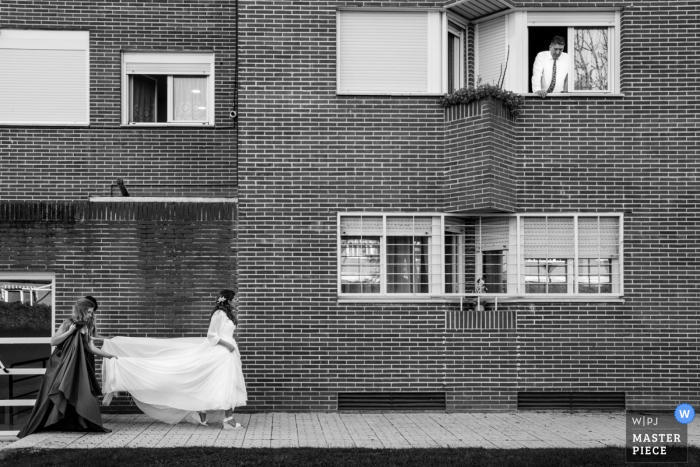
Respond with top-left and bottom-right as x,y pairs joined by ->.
532,51 -> 570,93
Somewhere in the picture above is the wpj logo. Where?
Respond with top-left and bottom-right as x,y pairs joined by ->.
631,415 -> 659,427
626,405 -> 692,464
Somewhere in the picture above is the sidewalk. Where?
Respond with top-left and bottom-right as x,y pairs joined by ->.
2,412 -> 698,451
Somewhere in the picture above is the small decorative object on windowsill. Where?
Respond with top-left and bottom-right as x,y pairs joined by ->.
475,278 -> 487,312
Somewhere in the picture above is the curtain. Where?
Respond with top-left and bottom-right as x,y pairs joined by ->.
174,77 -> 207,121
130,75 -> 156,123
387,237 -> 428,293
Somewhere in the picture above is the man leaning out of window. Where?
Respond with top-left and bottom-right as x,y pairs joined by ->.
532,35 -> 569,98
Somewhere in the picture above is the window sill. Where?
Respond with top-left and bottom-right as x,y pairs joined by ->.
0,123 -> 90,127
338,295 -> 625,304
336,91 -> 445,97
120,123 -> 215,128
89,196 -> 237,203
523,92 -> 625,98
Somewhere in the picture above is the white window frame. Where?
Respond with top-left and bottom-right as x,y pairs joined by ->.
447,14 -> 468,93
474,9 -> 622,96
337,212 -> 624,303
0,29 -> 89,126
0,273 -> 55,436
337,9 -> 464,96
121,52 -> 215,126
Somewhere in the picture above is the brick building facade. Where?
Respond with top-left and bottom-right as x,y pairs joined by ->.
1,0 -> 698,433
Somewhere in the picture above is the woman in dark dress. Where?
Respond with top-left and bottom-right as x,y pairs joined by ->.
83,296 -> 112,372
17,298 -> 118,438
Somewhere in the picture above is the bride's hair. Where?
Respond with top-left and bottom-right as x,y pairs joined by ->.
211,289 -> 238,326
72,298 -> 96,330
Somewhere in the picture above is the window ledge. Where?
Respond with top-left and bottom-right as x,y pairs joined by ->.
89,196 -> 237,203
338,295 -> 625,304
0,123 -> 90,127
523,92 -> 625,98
120,124 -> 215,128
336,92 -> 445,97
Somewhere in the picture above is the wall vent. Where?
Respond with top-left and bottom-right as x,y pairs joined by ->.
338,392 -> 446,411
518,392 -> 626,411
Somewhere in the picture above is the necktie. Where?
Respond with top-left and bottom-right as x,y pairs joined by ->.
547,58 -> 558,93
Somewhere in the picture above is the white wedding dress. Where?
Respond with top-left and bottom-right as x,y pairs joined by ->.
101,310 -> 247,424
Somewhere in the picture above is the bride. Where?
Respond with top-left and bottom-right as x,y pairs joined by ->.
101,290 -> 247,428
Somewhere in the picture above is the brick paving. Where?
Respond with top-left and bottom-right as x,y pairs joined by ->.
2,412 -> 698,452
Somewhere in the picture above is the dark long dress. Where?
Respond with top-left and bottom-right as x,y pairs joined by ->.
17,319 -> 109,438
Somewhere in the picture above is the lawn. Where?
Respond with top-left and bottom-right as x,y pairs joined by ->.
3,446 -> 699,467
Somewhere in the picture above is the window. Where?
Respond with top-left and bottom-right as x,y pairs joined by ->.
336,10 -> 465,95
339,216 -> 442,294
122,53 -> 215,125
474,10 -> 620,95
447,22 -> 466,93
0,30 -> 89,125
338,214 -> 623,300
0,274 -> 54,436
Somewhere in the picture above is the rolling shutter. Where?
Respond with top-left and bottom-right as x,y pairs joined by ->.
578,216 -> 619,258
527,11 -> 616,26
523,217 -> 575,258
478,217 -> 511,251
337,11 -> 442,94
340,216 -> 383,236
0,30 -> 89,125
123,53 -> 212,75
476,15 -> 505,86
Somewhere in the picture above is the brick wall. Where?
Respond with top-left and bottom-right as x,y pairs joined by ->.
238,0 -> 700,412
511,0 -> 700,410
444,99 -> 517,212
0,0 -> 238,200
0,201 -> 236,412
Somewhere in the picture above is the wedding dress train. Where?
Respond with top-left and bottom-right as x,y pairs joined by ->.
101,311 -> 247,424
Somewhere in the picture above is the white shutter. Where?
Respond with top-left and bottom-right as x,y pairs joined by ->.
337,11 -> 442,94
527,11 -> 616,26
523,216 -> 575,258
478,217 -> 511,251
386,217 -> 433,236
340,216 -> 384,236
476,15 -> 505,86
123,53 -> 212,75
578,216 -> 619,258
0,30 -> 88,125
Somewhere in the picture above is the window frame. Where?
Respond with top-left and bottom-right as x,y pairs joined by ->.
121,52 -> 215,126
337,212 -> 624,303
473,9 -> 622,96
447,15 -> 468,94
336,8 -> 465,96
0,273 -> 55,436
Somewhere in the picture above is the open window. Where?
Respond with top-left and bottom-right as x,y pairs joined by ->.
473,10 -> 620,95
122,52 -> 215,125
336,10 -> 466,95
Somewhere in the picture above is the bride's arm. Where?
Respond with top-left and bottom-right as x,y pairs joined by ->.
207,311 -> 236,352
